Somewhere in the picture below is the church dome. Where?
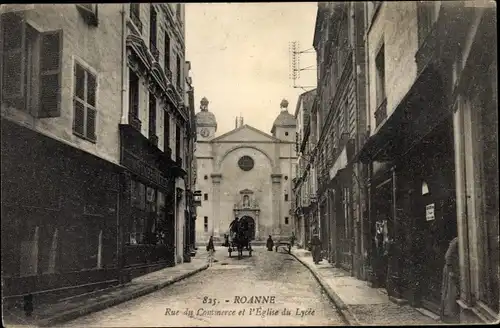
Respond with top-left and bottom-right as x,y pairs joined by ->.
271,99 -> 296,132
195,97 -> 217,128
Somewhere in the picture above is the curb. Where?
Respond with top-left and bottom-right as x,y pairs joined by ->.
37,264 -> 209,327
290,252 -> 360,326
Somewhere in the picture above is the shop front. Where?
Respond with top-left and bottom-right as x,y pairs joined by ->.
1,118 -> 122,304
358,64 -> 457,311
119,124 -> 180,281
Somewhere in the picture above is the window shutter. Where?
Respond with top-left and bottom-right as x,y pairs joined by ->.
86,107 -> 97,141
1,13 -> 26,105
73,100 -> 85,136
38,30 -> 62,118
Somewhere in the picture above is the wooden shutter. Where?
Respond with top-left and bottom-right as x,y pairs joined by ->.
38,30 -> 62,118
86,107 -> 97,141
73,99 -> 85,135
1,13 -> 26,106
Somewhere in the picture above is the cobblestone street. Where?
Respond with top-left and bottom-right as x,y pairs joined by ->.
58,247 -> 347,327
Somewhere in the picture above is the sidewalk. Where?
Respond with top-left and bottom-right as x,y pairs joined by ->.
2,259 -> 208,328
291,248 -> 441,326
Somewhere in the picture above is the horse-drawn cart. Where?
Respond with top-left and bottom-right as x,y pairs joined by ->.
227,218 -> 253,259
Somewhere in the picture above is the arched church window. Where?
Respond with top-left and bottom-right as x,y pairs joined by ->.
238,156 -> 254,171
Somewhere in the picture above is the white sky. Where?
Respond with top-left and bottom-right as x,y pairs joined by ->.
185,2 -> 318,136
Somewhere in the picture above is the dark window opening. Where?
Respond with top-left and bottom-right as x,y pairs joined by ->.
129,69 -> 139,119
285,194 -> 289,202
163,111 -> 170,152
285,217 -> 289,225
149,7 -> 158,59
164,32 -> 171,76
175,124 -> 181,161
285,131 -> 289,136
130,4 -> 142,33
148,92 -> 156,138
285,176 -> 288,180
204,216 -> 208,233
204,175 -> 208,180
375,45 -> 386,106
204,193 -> 208,201
176,54 -> 182,89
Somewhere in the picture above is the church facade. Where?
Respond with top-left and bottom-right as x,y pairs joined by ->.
194,98 -> 297,243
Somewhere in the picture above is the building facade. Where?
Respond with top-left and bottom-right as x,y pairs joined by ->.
356,1 -> 498,323
1,3 -> 194,304
293,89 -> 316,249
310,2 -> 368,279
194,99 -> 297,244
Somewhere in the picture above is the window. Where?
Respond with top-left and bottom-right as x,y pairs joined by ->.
285,217 -> 289,225
285,194 -> 289,202
149,92 -> 157,138
175,124 -> 181,160
149,7 -> 158,60
164,32 -> 171,76
238,156 -> 255,171
73,62 -> 97,142
204,216 -> 208,232
176,54 -> 182,89
285,176 -> 288,180
130,4 -> 142,33
163,111 -> 170,152
375,45 -> 386,106
129,69 -> 139,119
204,193 -> 208,201
1,14 -> 62,117
204,175 -> 208,180
285,131 -> 289,136
76,4 -> 98,26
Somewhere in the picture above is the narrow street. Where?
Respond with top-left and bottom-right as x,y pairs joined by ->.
58,247 -> 347,327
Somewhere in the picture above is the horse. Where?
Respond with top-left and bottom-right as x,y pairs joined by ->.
229,220 -> 252,259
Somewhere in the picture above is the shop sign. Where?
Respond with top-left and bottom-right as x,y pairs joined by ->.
123,151 -> 170,188
426,203 -> 435,221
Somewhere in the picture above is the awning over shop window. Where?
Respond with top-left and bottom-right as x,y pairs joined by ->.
329,147 -> 348,180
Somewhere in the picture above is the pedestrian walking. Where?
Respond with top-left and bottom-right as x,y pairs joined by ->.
311,234 -> 322,264
290,232 -> 296,248
266,235 -> 274,251
206,236 -> 215,266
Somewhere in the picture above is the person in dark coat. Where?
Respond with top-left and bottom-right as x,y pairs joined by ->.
266,235 -> 274,251
311,234 -> 322,264
206,236 -> 216,266
229,217 -> 239,239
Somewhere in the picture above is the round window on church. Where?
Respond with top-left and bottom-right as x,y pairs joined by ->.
238,156 -> 254,171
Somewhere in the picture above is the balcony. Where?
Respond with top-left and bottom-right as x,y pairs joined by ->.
128,113 -> 142,131
374,98 -> 387,128
164,67 -> 173,82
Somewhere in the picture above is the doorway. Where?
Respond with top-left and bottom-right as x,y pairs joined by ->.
239,216 -> 255,241
372,178 -> 392,289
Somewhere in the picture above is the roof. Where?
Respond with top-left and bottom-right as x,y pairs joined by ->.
294,89 -> 317,118
211,124 -> 281,143
271,110 -> 296,134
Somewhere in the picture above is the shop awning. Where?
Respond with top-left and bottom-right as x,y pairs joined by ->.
329,147 -> 348,180
354,64 -> 450,165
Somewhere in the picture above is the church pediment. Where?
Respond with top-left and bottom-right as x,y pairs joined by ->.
211,124 -> 280,143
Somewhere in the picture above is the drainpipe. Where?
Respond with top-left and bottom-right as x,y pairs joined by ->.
120,3 -> 128,124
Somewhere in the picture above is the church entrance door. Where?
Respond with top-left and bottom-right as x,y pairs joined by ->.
240,216 -> 256,241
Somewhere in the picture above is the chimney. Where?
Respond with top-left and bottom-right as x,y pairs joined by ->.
239,116 -> 244,127
235,117 -> 238,129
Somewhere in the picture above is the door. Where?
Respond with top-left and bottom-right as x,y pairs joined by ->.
240,216 -> 255,240
372,180 -> 392,288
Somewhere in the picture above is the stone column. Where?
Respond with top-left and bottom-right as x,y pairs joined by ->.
211,173 -> 222,239
271,174 -> 282,235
